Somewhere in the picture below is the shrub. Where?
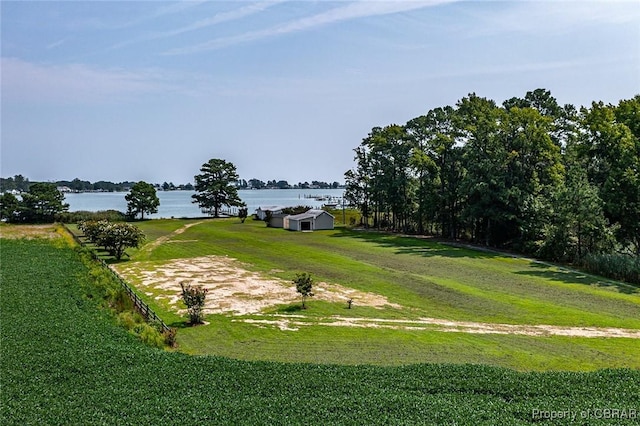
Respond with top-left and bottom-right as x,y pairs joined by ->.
76,245 -> 170,349
281,205 -> 313,215
117,311 -> 144,329
56,210 -> 126,223
163,327 -> 178,347
137,323 -> 166,348
180,281 -> 208,324
579,253 -> 640,285
78,220 -> 145,260
118,312 -> 165,348
238,207 -> 248,223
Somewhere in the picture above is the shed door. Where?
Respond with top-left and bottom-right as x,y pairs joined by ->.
301,221 -> 312,231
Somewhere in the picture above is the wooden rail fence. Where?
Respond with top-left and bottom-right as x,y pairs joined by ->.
62,224 -> 171,333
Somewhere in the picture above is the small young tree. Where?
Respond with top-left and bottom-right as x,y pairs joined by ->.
294,272 -> 314,309
263,210 -> 273,227
238,206 -> 248,223
180,282 -> 208,324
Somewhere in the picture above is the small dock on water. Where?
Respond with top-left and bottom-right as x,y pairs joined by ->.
201,207 -> 239,217
303,194 -> 344,208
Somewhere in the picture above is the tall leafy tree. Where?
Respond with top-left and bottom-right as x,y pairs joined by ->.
498,105 -> 564,249
19,182 -> 69,223
406,106 -> 461,237
457,94 -> 506,245
503,89 -> 563,121
345,146 -> 373,227
360,125 -> 415,231
125,181 -> 160,220
540,162 -> 614,261
0,193 -> 20,222
343,89 -> 638,264
579,101 -> 640,254
354,128 -> 389,229
192,158 -> 245,217
405,114 -> 439,235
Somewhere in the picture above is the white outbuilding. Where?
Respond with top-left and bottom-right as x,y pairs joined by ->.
284,209 -> 334,231
255,206 -> 285,220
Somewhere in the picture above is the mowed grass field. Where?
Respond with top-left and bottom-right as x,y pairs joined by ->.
2,230 -> 640,425
110,218 -> 640,371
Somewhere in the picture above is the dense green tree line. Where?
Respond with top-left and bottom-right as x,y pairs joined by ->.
0,177 -> 140,193
0,177 -> 197,193
345,89 -> 640,263
0,182 -> 69,223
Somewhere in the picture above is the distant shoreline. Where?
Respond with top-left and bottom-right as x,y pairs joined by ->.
63,188 -> 346,219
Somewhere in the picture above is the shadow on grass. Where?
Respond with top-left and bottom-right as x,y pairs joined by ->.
514,262 -> 639,294
168,320 -> 199,329
167,320 -> 191,328
104,257 -> 129,265
273,304 -> 304,313
330,227 -> 501,260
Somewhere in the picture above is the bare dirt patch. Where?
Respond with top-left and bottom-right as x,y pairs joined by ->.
237,315 -> 640,338
113,255 -> 399,315
112,253 -> 640,339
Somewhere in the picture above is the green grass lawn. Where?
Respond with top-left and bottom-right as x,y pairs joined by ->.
108,218 -> 640,371
2,235 -> 640,424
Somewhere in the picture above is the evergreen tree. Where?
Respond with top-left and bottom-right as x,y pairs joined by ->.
192,158 -> 245,218
125,181 -> 160,220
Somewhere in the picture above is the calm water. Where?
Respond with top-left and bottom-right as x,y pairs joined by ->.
64,189 -> 345,219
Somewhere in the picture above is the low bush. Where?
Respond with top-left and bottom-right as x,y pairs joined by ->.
579,253 -> 640,285
117,311 -> 145,329
162,327 -> 178,347
137,322 -> 166,348
75,246 -> 167,346
56,209 -> 126,223
281,205 -> 314,215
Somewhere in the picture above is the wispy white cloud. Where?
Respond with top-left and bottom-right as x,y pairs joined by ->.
164,0 -> 455,55
466,0 -> 640,37
117,0 -> 209,29
156,0 -> 284,37
58,1 -> 208,32
112,1 -> 284,49
46,39 -> 67,50
1,57 -> 181,104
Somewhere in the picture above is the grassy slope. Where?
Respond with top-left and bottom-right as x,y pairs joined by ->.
2,237 -> 639,425
118,219 -> 640,371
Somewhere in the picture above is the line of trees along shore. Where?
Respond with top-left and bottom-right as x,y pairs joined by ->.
344,89 -> 640,264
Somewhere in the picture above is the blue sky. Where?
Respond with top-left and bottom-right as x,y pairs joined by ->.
2,1 -> 639,185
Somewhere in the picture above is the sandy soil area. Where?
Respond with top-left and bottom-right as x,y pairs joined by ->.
113,255 -> 400,315
113,252 -> 640,339
238,315 -> 640,337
